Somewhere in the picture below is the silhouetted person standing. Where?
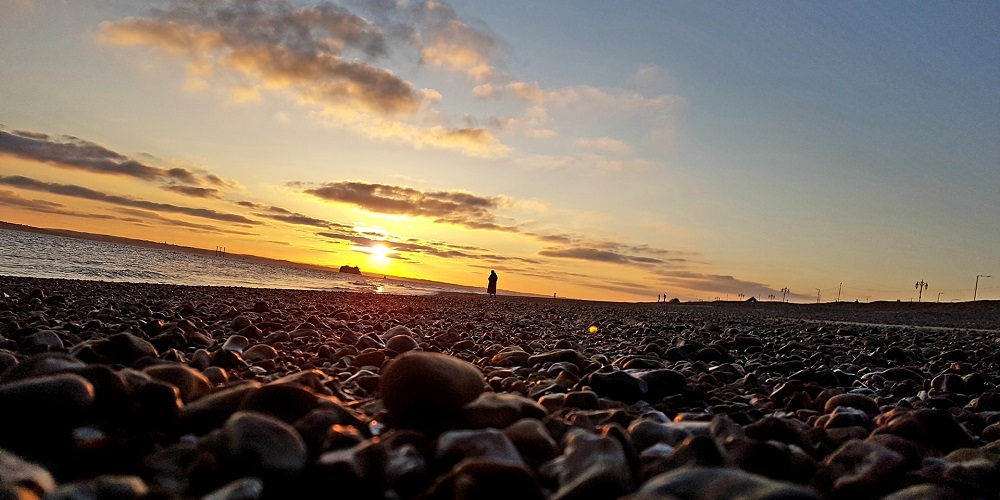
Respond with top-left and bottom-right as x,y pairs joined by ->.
487,270 -> 498,297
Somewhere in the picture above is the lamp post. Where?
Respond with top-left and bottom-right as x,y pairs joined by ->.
974,275 -> 991,301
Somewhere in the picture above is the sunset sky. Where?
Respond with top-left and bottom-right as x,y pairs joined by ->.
2,1 -> 998,302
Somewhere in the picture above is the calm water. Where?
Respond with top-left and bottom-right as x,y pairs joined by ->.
0,228 -> 480,296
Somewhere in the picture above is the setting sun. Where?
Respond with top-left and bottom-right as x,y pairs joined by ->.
371,244 -> 391,260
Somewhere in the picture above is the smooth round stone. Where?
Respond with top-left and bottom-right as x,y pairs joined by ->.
230,316 -> 253,331
0,353 -> 86,383
587,371 -> 648,404
527,349 -> 586,366
427,459 -> 544,500
202,477 -> 264,500
879,484 -> 965,500
549,428 -> 634,500
72,333 -> 158,366
221,335 -> 250,354
46,475 -> 148,500
379,351 -> 484,429
824,393 -> 880,415
872,408 -> 977,453
385,335 -> 419,353
492,349 -> 530,367
238,383 -> 321,424
564,390 -> 600,410
0,373 -> 95,427
436,428 -> 525,467
180,382 -> 262,434
242,344 -> 277,362
461,392 -> 547,429
202,366 -> 229,385
217,411 -> 307,476
813,440 -> 906,497
630,466 -> 821,500
143,363 -> 211,403
21,330 -> 63,351
385,444 -> 427,496
380,325 -> 416,342
628,420 -> 711,451
636,369 -> 687,399
354,350 -> 386,368
503,418 -> 559,469
0,447 -> 56,494
210,349 -> 245,369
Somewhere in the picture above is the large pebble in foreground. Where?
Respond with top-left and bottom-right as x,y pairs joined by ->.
379,351 -> 484,430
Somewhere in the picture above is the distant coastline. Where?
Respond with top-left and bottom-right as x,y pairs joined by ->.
0,220 -> 496,295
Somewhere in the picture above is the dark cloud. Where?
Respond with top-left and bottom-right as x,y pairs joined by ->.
0,189 -> 65,211
296,180 -> 518,232
253,211 -> 352,230
653,271 -> 810,300
163,185 -> 221,198
539,247 -> 664,265
0,129 -> 217,186
0,175 -> 260,225
115,208 -> 258,235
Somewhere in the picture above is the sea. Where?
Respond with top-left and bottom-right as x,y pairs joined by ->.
0,228 -> 483,296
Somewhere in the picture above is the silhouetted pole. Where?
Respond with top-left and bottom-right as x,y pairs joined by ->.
915,280 -> 928,302
837,283 -> 842,302
974,275 -> 991,301
937,292 -> 943,302
815,288 -> 821,303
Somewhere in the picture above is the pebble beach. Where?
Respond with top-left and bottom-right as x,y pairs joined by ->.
3,275 -> 1000,499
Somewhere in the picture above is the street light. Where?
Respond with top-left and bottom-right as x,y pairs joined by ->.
975,275 -> 991,301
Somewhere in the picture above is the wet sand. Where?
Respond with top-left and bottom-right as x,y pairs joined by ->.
2,275 -> 1000,499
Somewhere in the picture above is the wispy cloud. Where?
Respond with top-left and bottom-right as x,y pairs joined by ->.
115,208 -> 258,235
0,175 -> 260,225
251,206 -> 354,231
98,0 -> 508,157
0,128 -> 235,195
0,189 -> 66,211
539,247 -> 664,265
2,129 -> 193,184
420,19 -> 498,81
162,185 -> 221,198
294,180 -> 520,231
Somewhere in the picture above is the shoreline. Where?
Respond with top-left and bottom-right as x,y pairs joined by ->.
3,275 -> 1000,498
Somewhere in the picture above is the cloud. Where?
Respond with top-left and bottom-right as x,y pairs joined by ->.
252,209 -> 354,231
99,0 -> 508,157
0,175 -> 260,225
0,189 -> 65,211
163,185 -> 221,198
573,137 -> 631,155
115,208 -> 258,235
0,128 -> 235,193
295,180 -> 519,230
653,270 -> 810,300
539,247 -> 664,265
420,19 -> 497,81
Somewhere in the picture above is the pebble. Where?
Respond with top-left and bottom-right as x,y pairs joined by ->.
628,466 -> 821,500
3,276 -> 1000,499
379,351 -> 484,429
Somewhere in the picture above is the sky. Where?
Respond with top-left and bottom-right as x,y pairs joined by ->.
1,0 -> 998,303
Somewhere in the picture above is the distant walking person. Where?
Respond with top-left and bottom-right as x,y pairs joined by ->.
487,270 -> 498,297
